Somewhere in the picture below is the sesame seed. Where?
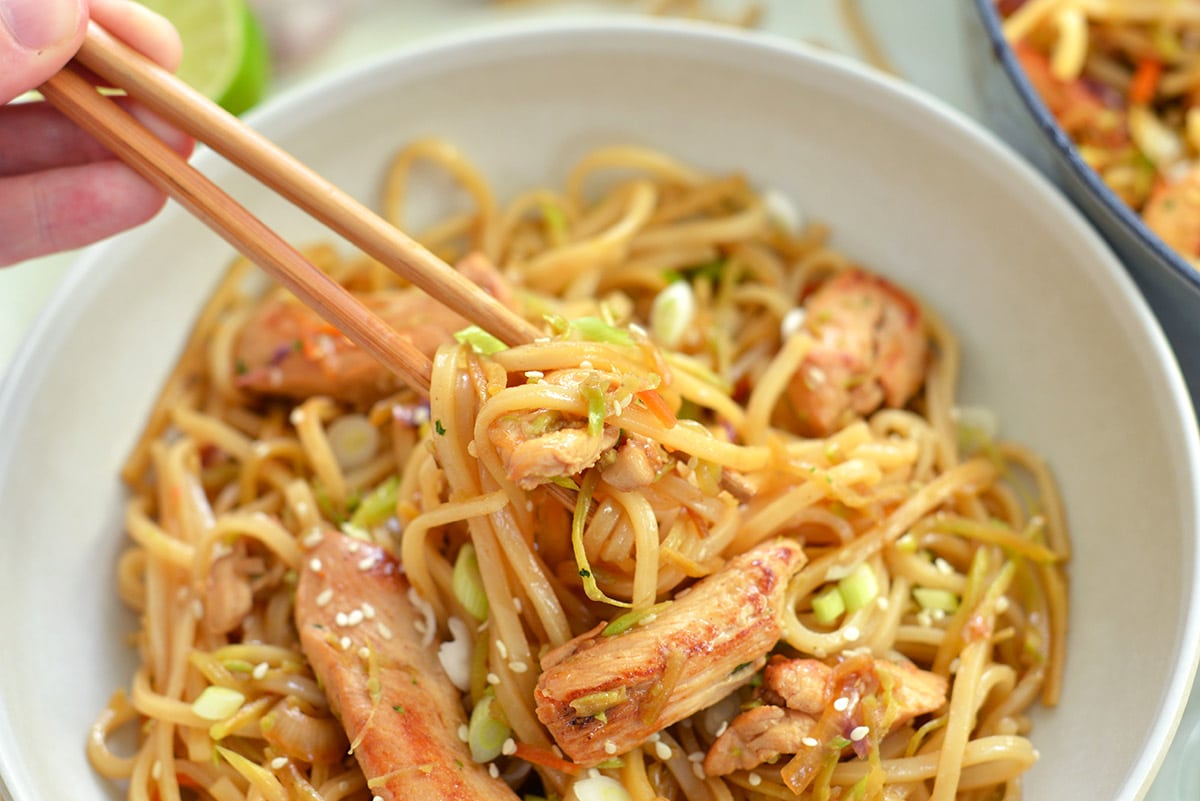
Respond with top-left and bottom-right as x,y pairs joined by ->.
935,557 -> 954,575
525,500 -> 534,512
316,588 -> 334,607
916,609 -> 934,627
302,528 -> 324,548
192,599 -> 204,619
458,724 -> 470,742
496,640 -> 509,659
844,625 -> 860,642
358,554 -> 379,571
347,609 -> 365,626
503,738 -> 518,756
654,741 -> 672,761
362,602 -> 376,619
339,636 -> 351,650
335,612 -> 349,627
509,661 -> 529,673
289,409 -> 305,426
378,622 -> 393,640
715,721 -> 729,737
850,726 -> 869,742
488,763 -> 499,778
525,370 -> 544,380
692,762 -> 706,780
580,360 -> 594,370
309,557 -> 323,573
373,797 -> 383,801
648,732 -> 661,743
513,597 -> 523,614
270,756 -> 288,770
486,672 -> 501,685
876,596 -> 891,610
748,772 -> 762,787
949,657 -> 961,674
802,737 -> 819,747
151,760 -> 162,780
604,740 -> 617,755
833,697 -> 850,712
347,540 -> 360,553
931,608 -> 947,622
687,751 -> 704,762
252,662 -> 269,680
996,595 -> 1011,614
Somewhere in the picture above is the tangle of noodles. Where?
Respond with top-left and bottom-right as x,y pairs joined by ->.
91,142 -> 1070,801
998,0 -> 1200,266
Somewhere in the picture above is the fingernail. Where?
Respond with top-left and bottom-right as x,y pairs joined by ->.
1,0 -> 81,50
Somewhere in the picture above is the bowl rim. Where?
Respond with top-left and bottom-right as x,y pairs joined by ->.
971,0 -> 1200,296
2,15 -> 1199,801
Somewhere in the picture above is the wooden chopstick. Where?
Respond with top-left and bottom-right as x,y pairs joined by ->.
72,24 -> 543,349
40,64 -> 435,395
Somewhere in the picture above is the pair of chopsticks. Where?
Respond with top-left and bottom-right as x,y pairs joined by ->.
39,25 -> 543,396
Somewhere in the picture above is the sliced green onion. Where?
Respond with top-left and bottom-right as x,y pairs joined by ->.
650,280 -> 695,349
549,475 -> 580,491
454,325 -> 508,356
349,475 -> 399,530
541,201 -> 569,244
913,587 -> 959,614
453,543 -> 489,621
573,775 -> 634,801
192,686 -> 245,721
327,414 -> 379,471
569,686 -> 629,718
468,692 -> 512,764
571,470 -> 631,609
582,382 -> 607,438
837,563 -> 879,613
812,585 -> 845,625
570,316 -> 634,346
602,602 -> 672,636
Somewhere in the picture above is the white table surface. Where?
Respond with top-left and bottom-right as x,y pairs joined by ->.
1,1 -> 1195,798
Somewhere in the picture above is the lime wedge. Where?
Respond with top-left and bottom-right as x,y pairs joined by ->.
136,0 -> 270,115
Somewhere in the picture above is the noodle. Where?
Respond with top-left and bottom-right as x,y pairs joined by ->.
91,142 -> 1070,801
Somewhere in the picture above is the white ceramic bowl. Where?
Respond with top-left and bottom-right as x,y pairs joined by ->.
0,19 -> 1197,801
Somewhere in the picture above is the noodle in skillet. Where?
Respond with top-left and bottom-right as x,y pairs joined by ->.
89,142 -> 1069,801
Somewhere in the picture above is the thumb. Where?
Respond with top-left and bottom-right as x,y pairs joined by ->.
0,0 -> 87,104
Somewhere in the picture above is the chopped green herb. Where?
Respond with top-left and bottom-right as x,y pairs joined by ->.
731,662 -> 753,675
579,568 -> 592,578
435,419 -> 447,436
393,705 -> 406,714
235,358 -> 247,376
601,601 -> 672,636
292,338 -> 303,352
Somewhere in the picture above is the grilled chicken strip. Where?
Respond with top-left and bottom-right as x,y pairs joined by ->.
534,539 -> 805,766
786,268 -> 927,437
704,654 -> 947,777
237,253 -> 514,404
296,530 -> 519,801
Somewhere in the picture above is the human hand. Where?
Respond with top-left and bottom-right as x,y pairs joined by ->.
1,0 -> 194,267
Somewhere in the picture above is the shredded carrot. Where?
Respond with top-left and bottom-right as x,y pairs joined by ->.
512,742 -> 582,775
635,390 -> 676,428
1129,58 -> 1162,106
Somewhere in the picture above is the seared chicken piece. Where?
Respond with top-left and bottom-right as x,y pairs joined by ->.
1143,166 -> 1200,258
488,413 -> 619,490
534,539 -> 806,766
236,254 -> 513,404
705,654 -> 947,777
786,268 -> 927,436
296,531 -> 519,801
600,434 -> 670,492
